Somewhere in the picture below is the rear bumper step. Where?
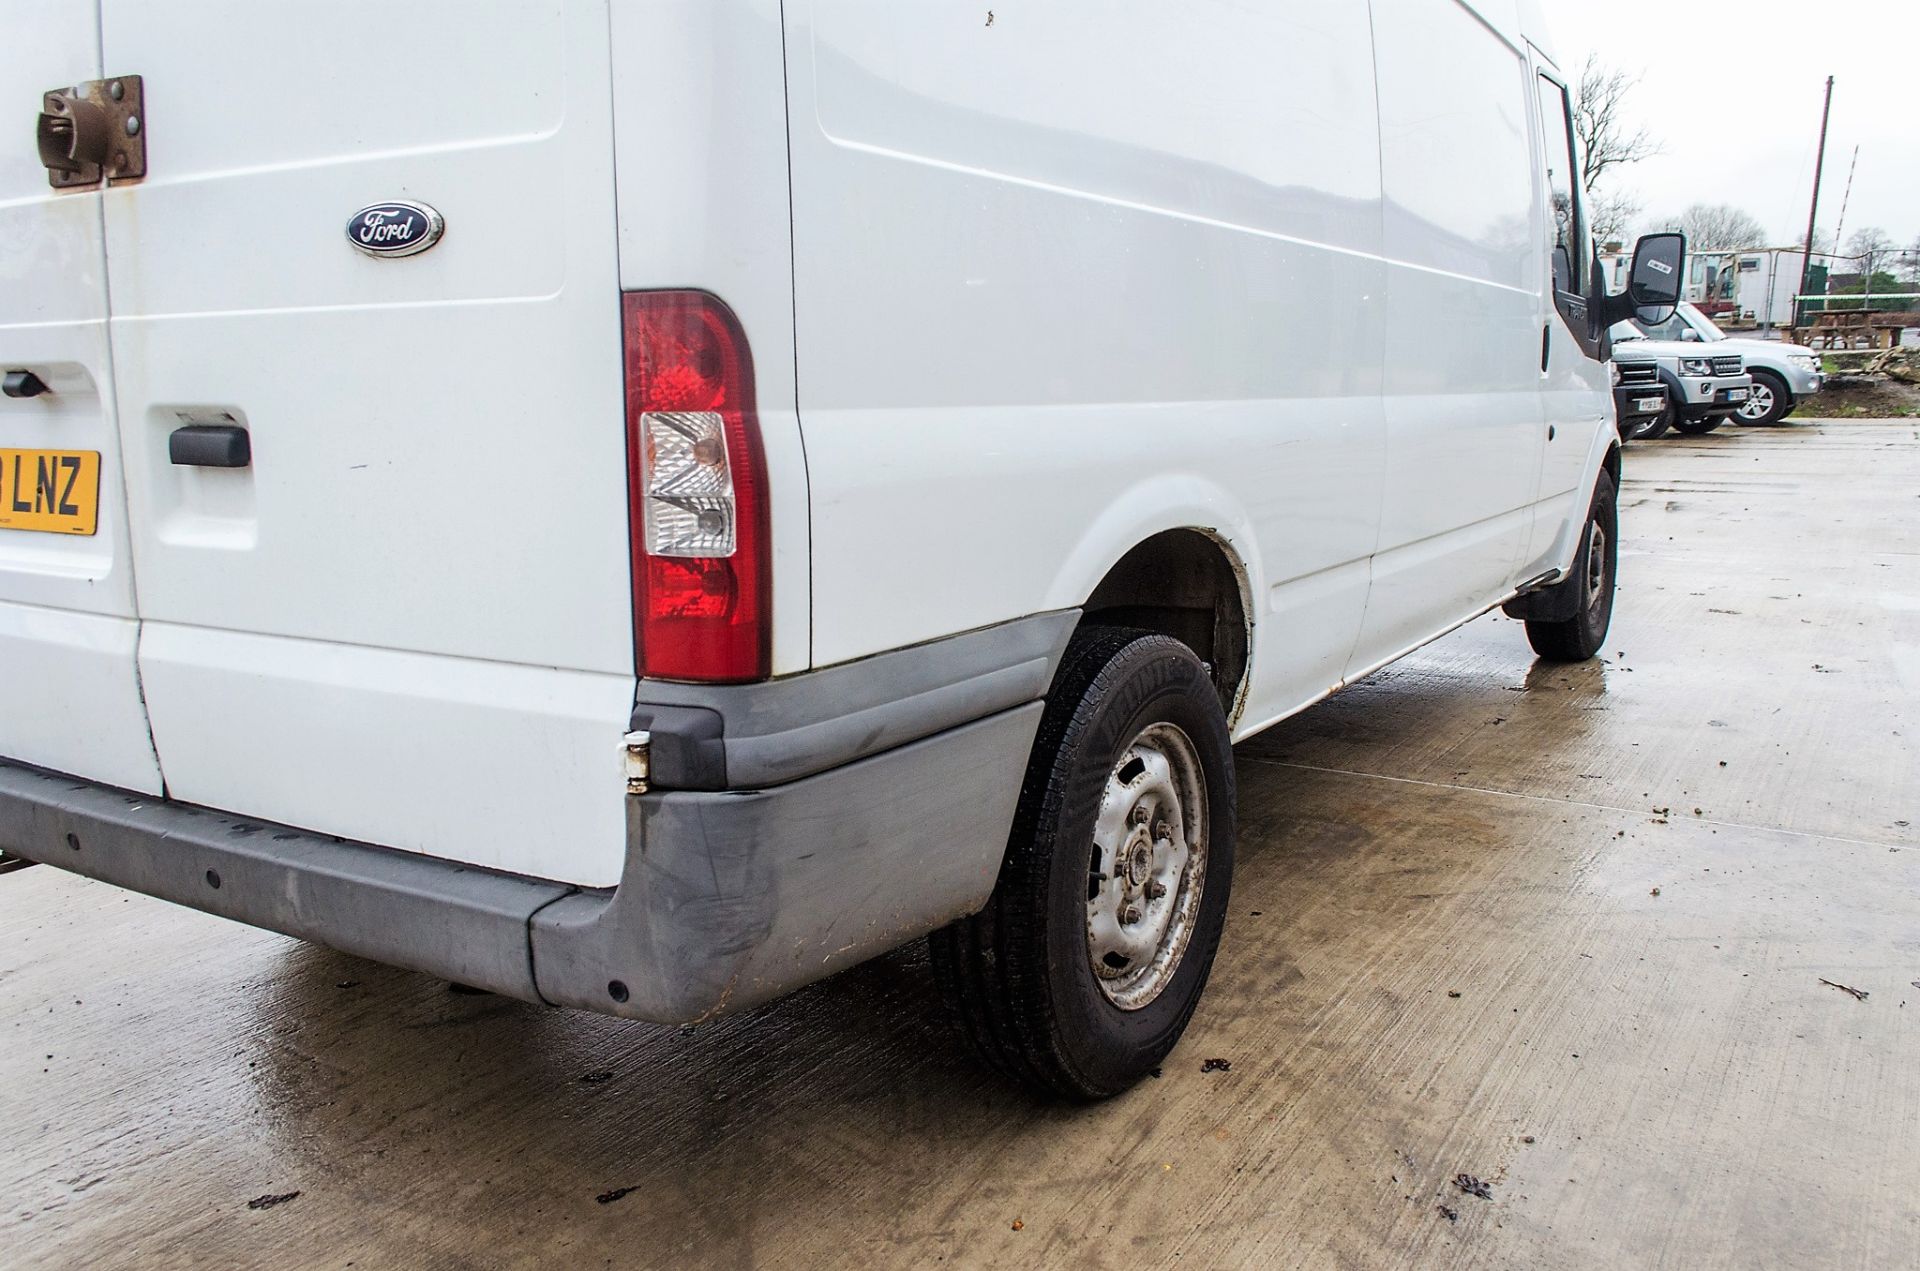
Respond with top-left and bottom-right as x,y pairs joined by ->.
0,759 -> 568,999
0,701 -> 1043,1023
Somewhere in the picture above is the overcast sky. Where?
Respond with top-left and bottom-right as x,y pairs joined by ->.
1543,0 -> 1918,253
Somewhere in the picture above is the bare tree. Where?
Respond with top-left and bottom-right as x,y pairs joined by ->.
1589,189 -> 1642,248
1574,56 -> 1659,190
1846,227 -> 1895,284
1658,204 -> 1769,250
1795,225 -> 1835,257
1904,238 -> 1920,286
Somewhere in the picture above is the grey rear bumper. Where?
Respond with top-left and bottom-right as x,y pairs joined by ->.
0,614 -> 1070,1023
0,759 -> 567,998
531,703 -> 1040,1020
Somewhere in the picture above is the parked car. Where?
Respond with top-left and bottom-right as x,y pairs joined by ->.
1,0 -> 1684,1098
1608,325 -> 1753,436
1626,302 -> 1821,426
1613,358 -> 1671,441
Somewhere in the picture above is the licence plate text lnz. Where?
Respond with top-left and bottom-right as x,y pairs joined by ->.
0,449 -> 101,536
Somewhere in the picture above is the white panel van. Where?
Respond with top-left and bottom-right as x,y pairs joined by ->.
1,0 -> 1684,1096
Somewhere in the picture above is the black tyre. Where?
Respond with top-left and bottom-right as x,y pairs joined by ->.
1734,369 -> 1791,426
1525,470 -> 1618,663
930,628 -> 1236,1099
1623,410 -> 1668,441
1671,411 -> 1723,436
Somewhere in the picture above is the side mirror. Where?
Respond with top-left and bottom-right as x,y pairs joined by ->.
1617,232 -> 1685,326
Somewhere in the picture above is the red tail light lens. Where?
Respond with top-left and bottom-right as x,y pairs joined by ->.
622,291 -> 770,682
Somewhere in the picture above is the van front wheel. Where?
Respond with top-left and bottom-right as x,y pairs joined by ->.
929,628 -> 1236,1099
1526,470 -> 1618,663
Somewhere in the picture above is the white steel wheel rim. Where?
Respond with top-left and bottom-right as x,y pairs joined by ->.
1738,382 -> 1774,421
1086,721 -> 1209,1011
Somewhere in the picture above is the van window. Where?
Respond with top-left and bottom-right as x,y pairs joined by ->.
1536,75 -> 1585,298
1373,0 -> 1536,290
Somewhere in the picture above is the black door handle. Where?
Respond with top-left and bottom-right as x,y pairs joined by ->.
169,424 -> 251,468
1541,323 -> 1552,372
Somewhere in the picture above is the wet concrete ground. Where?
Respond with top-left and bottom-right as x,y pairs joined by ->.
5,419 -> 1917,1269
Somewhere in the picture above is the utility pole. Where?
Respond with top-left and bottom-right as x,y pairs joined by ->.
1797,76 -> 1834,326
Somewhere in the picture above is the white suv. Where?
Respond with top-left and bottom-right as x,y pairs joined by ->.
0,1 -> 1682,1097
1630,302 -> 1823,426
1609,324 -> 1755,436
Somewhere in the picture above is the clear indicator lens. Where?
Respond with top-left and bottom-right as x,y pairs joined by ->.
646,494 -> 736,556
645,411 -> 732,496
642,411 -> 735,556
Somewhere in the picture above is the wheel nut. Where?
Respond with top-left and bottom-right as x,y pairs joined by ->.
1122,904 -> 1142,925
1130,805 -> 1149,826
1146,881 -> 1167,901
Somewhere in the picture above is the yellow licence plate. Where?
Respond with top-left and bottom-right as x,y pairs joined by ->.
0,449 -> 101,536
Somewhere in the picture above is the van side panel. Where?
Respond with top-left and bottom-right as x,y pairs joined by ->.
785,0 -> 1388,729
1347,0 -> 1547,674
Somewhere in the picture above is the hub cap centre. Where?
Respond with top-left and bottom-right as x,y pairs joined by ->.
1126,838 -> 1154,888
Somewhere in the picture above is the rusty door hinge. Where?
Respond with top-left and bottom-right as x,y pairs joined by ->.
623,730 -> 652,795
39,75 -> 146,189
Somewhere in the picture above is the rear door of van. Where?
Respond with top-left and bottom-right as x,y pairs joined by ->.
95,2 -> 636,887
0,7 -> 164,795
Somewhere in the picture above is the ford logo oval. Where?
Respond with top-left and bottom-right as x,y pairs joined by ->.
346,201 -> 444,258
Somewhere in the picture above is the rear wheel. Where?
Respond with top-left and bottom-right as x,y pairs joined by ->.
930,628 -> 1236,1099
1526,470 -> 1617,663
1735,370 -> 1790,425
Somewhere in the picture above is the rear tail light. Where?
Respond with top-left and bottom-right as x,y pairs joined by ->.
622,291 -> 770,682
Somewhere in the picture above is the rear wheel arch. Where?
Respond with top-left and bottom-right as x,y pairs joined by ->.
1079,529 -> 1251,724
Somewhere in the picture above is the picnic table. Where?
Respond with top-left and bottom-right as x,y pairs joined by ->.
1794,310 -> 1908,350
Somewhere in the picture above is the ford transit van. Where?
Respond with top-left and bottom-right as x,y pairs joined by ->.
1,0 -> 1684,1097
